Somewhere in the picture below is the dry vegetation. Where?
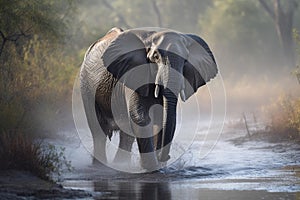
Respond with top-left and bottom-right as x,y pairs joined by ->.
261,95 -> 300,142
0,130 -> 72,180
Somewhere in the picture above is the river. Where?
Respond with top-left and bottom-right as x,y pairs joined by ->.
58,124 -> 300,200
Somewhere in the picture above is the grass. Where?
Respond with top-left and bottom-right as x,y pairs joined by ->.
0,130 -> 72,180
227,94 -> 300,144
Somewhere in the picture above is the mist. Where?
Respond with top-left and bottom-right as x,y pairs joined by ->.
69,0 -> 300,124
1,1 -> 299,198
56,0 -> 300,171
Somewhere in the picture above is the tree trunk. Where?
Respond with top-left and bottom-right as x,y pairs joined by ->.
151,0 -> 163,27
274,0 -> 295,68
259,0 -> 297,68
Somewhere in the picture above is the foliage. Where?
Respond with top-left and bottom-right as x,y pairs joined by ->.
293,29 -> 300,83
0,35 -> 78,132
257,0 -> 298,68
294,29 -> 300,65
77,0 -> 211,41
199,0 -> 286,76
0,130 -> 72,180
155,0 -> 211,33
263,95 -> 300,140
0,0 -> 79,133
0,0 -> 76,55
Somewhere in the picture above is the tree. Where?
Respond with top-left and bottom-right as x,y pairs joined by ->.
0,0 -> 78,132
258,0 -> 298,68
77,0 -> 211,37
150,0 -> 163,27
158,0 -> 211,33
199,0 -> 284,76
0,0 -> 75,58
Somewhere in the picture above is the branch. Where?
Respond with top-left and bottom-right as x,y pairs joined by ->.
274,0 -> 281,19
101,0 -> 114,10
6,33 -> 27,42
258,0 -> 275,19
0,29 -> 31,58
150,0 -> 163,27
0,30 -> 5,40
0,31 -> 7,58
294,0 -> 299,9
287,0 -> 298,18
101,0 -> 132,29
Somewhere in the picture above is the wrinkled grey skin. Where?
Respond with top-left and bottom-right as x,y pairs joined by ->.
80,27 -> 217,170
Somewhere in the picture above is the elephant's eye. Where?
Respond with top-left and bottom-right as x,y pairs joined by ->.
153,51 -> 159,61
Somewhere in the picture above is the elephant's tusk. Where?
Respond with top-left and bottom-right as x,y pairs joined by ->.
154,84 -> 160,98
180,89 -> 186,102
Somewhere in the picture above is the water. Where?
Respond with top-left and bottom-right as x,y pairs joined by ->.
58,127 -> 300,199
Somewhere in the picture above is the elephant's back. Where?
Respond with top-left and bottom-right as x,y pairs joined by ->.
80,28 -> 122,93
80,28 -> 127,128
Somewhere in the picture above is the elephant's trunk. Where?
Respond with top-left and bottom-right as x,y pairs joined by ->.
154,50 -> 185,161
158,58 -> 183,161
159,88 -> 178,162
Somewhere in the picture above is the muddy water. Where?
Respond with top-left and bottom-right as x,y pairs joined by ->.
59,127 -> 300,199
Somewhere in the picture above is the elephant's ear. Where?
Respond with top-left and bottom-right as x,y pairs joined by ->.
182,34 -> 218,100
102,31 -> 152,96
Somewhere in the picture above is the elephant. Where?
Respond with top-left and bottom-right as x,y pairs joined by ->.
80,27 -> 217,171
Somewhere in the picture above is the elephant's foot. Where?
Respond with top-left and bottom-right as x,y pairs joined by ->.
93,148 -> 107,166
158,153 -> 170,162
93,136 -> 107,165
92,157 -> 102,165
92,155 -> 107,166
157,144 -> 171,162
140,152 -> 159,172
92,157 -> 110,169
113,149 -> 132,164
156,150 -> 170,162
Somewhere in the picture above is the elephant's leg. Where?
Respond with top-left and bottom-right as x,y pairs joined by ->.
113,131 -> 135,163
152,104 -> 163,152
92,118 -> 112,165
130,111 -> 158,170
152,102 -> 168,167
127,91 -> 159,171
92,133 -> 107,165
134,128 -> 158,171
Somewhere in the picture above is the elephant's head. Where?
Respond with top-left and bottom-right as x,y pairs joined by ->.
102,28 -> 217,162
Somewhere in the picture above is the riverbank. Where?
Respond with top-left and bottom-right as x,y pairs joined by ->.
0,170 -> 91,199
229,129 -> 300,146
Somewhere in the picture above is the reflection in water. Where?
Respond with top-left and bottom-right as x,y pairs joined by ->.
93,181 -> 171,200
62,177 -> 299,200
